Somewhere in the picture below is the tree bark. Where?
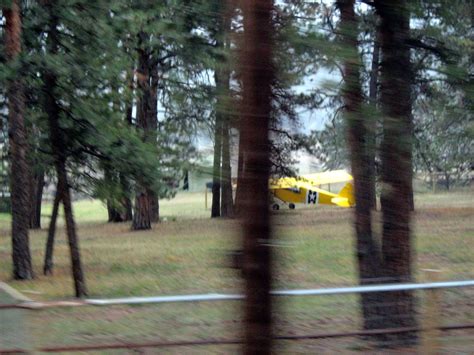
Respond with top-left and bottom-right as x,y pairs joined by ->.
149,60 -> 159,223
44,1 -> 87,297
148,188 -> 159,223
43,187 -> 61,275
234,130 -> 245,215
120,63 -> 135,221
107,201 -> 123,222
29,168 -> 44,229
221,118 -> 234,218
220,6 -> 234,219
211,75 -> 223,218
240,0 -> 274,353
58,162 -> 88,297
125,62 -> 135,126
104,166 -> 124,223
5,0 -> 34,280
132,34 -> 158,229
120,174 -> 133,221
132,191 -> 151,230
377,0 -> 417,345
183,170 -> 189,190
338,0 -> 385,336
368,28 -> 380,211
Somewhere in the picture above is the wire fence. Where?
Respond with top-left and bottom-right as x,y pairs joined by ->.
1,280 -> 473,353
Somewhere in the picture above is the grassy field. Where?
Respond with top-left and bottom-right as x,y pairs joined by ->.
0,190 -> 473,352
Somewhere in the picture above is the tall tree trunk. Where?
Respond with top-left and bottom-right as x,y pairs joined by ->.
120,64 -> 135,221
125,62 -> 135,126
149,62 -> 159,222
104,166 -> 124,223
43,186 -> 61,275
407,114 -> 415,211
221,118 -> 234,217
234,129 -> 245,215
132,35 -> 158,229
368,28 -> 380,211
338,0 -> 385,336
220,5 -> 234,219
29,168 -> 44,229
44,1 -> 87,297
148,188 -> 159,223
120,174 -> 133,221
132,191 -> 151,230
107,201 -> 123,222
5,0 -> 34,280
183,170 -> 189,190
57,162 -> 88,297
240,0 -> 274,353
377,0 -> 417,345
211,77 -> 223,218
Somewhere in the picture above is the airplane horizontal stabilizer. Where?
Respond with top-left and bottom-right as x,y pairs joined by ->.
331,197 -> 351,208
337,182 -> 355,206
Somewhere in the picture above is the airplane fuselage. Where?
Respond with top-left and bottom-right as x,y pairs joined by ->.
273,186 -> 339,206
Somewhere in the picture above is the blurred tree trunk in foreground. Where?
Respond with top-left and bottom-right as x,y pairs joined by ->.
219,2 -> 234,219
5,0 -> 34,280
338,0 -> 385,338
240,0 -> 275,353
368,29 -> 380,211
377,0 -> 417,345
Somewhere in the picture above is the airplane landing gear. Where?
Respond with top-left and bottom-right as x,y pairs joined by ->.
289,203 -> 295,210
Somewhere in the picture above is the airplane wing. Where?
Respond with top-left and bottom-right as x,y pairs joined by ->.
270,178 -> 323,192
301,170 -> 353,186
270,170 -> 353,190
269,177 -> 298,190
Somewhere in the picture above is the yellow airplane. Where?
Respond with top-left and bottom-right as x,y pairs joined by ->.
269,170 -> 355,210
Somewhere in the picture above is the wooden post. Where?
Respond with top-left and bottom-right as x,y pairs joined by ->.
204,187 -> 208,210
421,269 -> 442,354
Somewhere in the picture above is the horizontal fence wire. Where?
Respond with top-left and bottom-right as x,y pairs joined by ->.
1,279 -> 474,310
1,281 -> 473,353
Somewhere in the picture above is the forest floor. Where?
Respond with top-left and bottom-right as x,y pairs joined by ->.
0,190 -> 473,353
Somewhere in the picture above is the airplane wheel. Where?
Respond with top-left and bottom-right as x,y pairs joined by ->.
272,204 -> 280,211
289,203 -> 295,210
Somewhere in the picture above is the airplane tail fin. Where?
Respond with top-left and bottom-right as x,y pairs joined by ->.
334,182 -> 355,207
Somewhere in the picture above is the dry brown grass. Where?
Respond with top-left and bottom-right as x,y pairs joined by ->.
0,190 -> 472,352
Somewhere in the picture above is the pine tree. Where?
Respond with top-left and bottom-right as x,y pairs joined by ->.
4,0 -> 34,280
42,0 -> 87,297
337,0 -> 384,336
377,0 -> 418,344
